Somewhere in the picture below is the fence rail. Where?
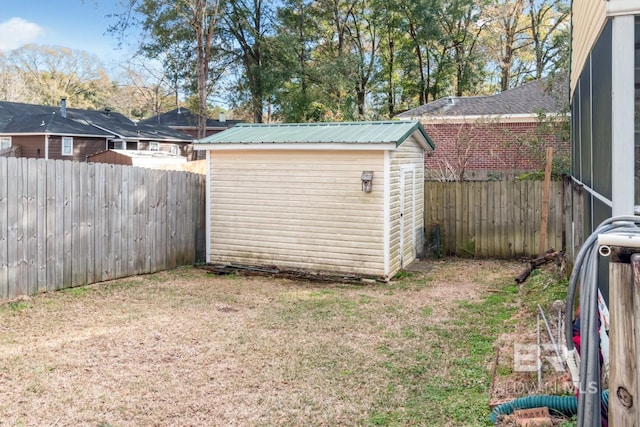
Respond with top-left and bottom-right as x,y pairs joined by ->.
0,158 -> 205,299
425,180 -> 566,258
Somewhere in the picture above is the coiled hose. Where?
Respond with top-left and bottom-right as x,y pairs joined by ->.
490,390 -> 610,423
565,216 -> 640,425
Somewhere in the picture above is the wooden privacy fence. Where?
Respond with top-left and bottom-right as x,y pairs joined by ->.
425,180 -> 566,258
0,158 -> 205,299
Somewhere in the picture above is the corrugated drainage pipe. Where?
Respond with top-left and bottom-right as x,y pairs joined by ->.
489,391 -> 609,424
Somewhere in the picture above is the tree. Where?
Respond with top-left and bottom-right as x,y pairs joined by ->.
221,0 -> 275,123
0,52 -> 29,102
7,45 -> 112,109
309,0 -> 361,119
106,0 -> 570,122
424,118 -> 505,181
373,0 -> 404,116
438,0 -> 488,96
113,57 -> 176,120
527,0 -> 569,79
271,0 -> 324,121
482,0 -> 532,91
395,0 -> 442,106
110,0 -> 222,137
346,0 -> 380,117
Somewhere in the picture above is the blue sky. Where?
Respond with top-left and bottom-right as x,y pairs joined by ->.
0,1 -> 130,62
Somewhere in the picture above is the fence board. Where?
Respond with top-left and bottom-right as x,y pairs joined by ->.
85,163 -> 95,284
167,172 -> 177,268
425,180 -> 567,258
497,181 -> 507,257
105,165 -> 116,280
0,158 -> 205,298
145,170 -> 161,271
25,158 -> 38,294
553,183 -> 563,251
7,158 -> 18,297
54,161 -> 64,289
513,181 -> 524,256
472,182 -> 480,256
93,163 -> 105,282
178,172 -> 187,265
122,166 -> 133,276
506,180 -> 515,257
36,159 -> 47,292
71,161 -> 84,287
488,181 -> 498,257
136,168 -> 147,274
479,182 -> 488,257
62,161 -> 73,287
0,159 -> 7,297
159,171 -> 168,270
525,181 -> 536,256
18,159 -> 27,295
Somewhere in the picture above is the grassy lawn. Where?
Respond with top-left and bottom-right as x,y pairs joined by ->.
0,259 -> 531,426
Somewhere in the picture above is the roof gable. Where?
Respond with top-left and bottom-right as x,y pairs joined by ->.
195,121 -> 434,150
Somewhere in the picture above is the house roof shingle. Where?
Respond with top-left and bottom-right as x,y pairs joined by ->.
396,78 -> 568,118
3,113 -> 113,137
140,108 -> 243,129
0,101 -> 194,142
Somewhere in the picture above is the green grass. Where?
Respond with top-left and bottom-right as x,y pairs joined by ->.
365,276 -> 520,426
61,286 -> 90,297
519,266 -> 569,323
8,301 -> 30,311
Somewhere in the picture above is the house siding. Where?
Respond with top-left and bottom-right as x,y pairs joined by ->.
10,135 -> 45,159
13,135 -> 107,161
46,136 -> 107,161
208,149 -> 387,277
389,137 -> 425,274
571,0 -> 607,95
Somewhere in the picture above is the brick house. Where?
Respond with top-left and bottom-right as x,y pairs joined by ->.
395,79 -> 569,181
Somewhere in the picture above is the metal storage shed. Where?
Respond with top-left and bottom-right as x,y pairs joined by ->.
193,121 -> 434,281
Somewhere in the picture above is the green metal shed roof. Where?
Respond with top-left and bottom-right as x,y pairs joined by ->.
194,120 -> 434,150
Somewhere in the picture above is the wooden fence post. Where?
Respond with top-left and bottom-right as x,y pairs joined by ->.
609,252 -> 640,425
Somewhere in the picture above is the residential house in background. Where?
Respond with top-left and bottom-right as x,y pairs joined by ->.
396,79 -> 569,181
140,107 -> 243,138
0,100 -> 194,162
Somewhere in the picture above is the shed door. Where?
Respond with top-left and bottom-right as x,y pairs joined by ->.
399,165 -> 416,268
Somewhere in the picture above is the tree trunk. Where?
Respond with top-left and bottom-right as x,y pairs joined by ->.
386,35 -> 395,116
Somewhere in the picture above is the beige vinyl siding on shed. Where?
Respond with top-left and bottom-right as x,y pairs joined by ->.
570,0 -> 607,94
388,136 -> 425,274
208,149 -> 387,276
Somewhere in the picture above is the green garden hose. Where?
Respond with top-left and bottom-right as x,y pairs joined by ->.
489,390 -> 609,424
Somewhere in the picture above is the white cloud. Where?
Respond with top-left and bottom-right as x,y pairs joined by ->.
0,17 -> 44,51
